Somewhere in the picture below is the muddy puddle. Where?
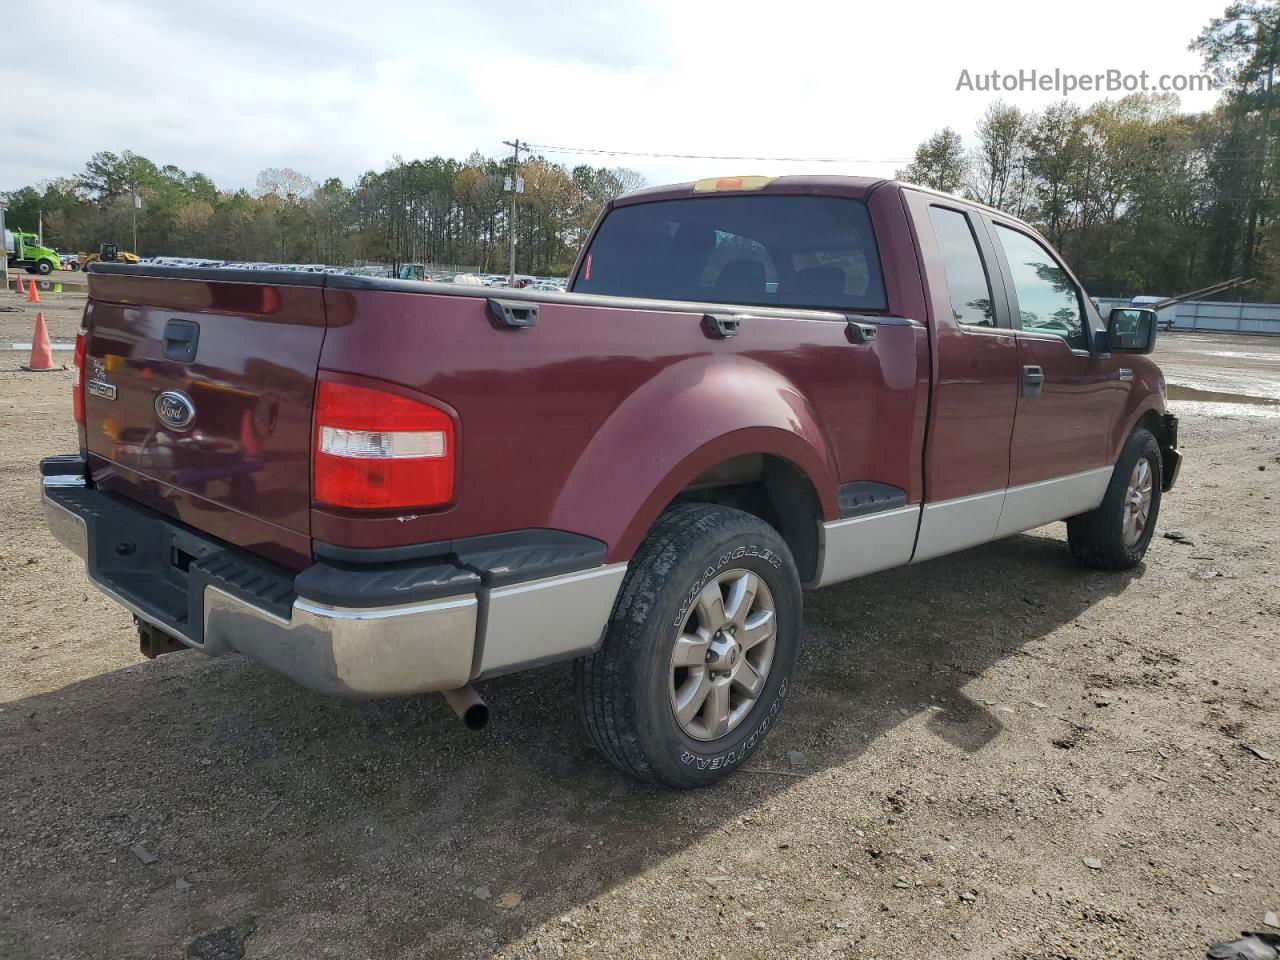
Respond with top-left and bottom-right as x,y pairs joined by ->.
1167,384 -> 1280,405
1167,383 -> 1280,418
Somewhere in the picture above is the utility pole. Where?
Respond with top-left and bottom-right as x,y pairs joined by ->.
131,186 -> 140,254
502,138 -> 525,285
0,201 -> 8,294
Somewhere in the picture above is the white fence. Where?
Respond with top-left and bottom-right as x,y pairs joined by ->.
1095,297 -> 1280,335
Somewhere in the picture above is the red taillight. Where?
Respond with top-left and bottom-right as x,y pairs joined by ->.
72,333 -> 86,426
313,379 -> 455,510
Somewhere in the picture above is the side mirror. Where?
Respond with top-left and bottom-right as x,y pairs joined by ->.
1104,308 -> 1157,354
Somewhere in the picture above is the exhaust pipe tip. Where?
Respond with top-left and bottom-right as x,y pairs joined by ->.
460,701 -> 490,730
441,685 -> 489,730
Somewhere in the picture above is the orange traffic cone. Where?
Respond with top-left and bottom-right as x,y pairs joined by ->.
14,274 -> 26,296
23,313 -> 59,372
27,279 -> 41,303
240,408 -> 263,456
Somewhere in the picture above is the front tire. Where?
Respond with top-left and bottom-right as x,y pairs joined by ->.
575,504 -> 802,788
1067,428 -> 1163,570
36,260 -> 53,275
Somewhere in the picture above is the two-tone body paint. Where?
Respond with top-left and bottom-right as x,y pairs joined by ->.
900,184 -> 1167,560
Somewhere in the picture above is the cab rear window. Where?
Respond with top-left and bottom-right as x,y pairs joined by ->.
574,194 -> 887,311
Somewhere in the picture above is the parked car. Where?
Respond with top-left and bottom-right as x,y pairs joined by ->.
56,252 -> 80,270
42,175 -> 1179,788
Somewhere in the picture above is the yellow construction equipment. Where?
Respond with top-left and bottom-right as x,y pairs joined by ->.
78,243 -> 141,270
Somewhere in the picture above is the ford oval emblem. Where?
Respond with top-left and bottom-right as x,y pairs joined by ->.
155,389 -> 196,431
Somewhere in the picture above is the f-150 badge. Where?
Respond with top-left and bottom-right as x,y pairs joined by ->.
86,358 -> 116,400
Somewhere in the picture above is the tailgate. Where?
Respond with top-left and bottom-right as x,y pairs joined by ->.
82,268 -> 327,569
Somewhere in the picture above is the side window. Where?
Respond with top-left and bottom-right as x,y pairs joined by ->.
993,224 -> 1087,350
928,206 -> 995,327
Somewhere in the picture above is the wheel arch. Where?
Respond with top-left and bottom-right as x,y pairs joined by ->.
1110,396 -> 1166,463
548,355 -> 839,575
1134,408 -> 1165,442
1121,405 -> 1174,459
659,451 -> 827,583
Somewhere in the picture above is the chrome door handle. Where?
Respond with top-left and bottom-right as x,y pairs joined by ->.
1022,365 -> 1045,398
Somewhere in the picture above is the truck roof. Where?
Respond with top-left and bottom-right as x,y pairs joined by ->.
892,181 -> 1037,229
611,174 -> 888,207
609,174 -> 1039,234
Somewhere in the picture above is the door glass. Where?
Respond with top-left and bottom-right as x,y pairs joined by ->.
993,224 -> 1087,350
929,207 -> 995,327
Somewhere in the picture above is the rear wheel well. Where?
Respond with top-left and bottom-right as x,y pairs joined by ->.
667,454 -> 822,583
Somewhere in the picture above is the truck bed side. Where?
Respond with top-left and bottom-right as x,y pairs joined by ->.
316,279 -> 928,574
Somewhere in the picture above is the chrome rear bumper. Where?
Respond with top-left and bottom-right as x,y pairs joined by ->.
41,457 -> 624,697
42,485 -> 478,695
203,587 -> 478,696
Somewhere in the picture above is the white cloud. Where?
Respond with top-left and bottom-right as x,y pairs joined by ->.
1,0 -> 1227,192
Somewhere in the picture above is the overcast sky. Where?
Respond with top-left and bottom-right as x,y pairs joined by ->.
1,0 -> 1227,193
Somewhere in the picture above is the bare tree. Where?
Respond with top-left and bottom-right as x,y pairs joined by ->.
965,101 -> 1032,215
254,167 -> 318,200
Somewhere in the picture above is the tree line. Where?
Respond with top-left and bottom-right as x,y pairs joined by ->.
896,1 -> 1280,300
2,151 -> 644,277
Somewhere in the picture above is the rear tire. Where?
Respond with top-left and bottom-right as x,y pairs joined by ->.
1067,428 -> 1162,570
574,504 -> 802,788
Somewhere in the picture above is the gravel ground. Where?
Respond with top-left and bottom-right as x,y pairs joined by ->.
1,291 -> 1277,959
0,282 -> 85,354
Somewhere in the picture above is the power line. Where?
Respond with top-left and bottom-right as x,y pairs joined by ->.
528,142 -> 1277,165
524,142 -> 910,164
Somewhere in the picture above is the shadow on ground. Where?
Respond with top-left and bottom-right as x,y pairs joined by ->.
0,530 -> 1136,958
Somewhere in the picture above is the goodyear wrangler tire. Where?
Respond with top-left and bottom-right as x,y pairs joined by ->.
574,503 -> 802,788
1067,428 -> 1163,570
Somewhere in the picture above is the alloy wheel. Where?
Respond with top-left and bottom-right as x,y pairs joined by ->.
668,569 -> 777,741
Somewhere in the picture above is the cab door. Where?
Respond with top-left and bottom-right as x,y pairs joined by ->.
984,219 -> 1122,536
903,191 -> 1022,562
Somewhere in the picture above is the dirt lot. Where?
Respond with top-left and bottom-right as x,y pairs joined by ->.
1,290 -> 1277,960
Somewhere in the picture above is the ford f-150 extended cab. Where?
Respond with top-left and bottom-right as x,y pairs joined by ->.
42,175 -> 1180,787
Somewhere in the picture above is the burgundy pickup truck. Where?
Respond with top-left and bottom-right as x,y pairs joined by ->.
42,175 -> 1180,787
